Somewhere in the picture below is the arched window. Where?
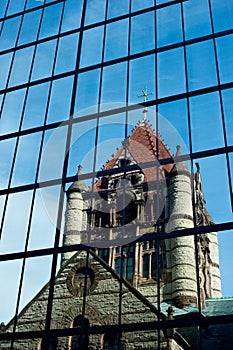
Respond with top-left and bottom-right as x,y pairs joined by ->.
71,315 -> 89,350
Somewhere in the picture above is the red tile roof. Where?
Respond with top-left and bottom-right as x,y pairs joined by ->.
93,119 -> 174,191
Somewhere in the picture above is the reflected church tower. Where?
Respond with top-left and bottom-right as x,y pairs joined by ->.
62,117 -> 222,308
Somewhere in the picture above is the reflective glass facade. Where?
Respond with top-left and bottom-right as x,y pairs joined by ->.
0,0 -> 233,349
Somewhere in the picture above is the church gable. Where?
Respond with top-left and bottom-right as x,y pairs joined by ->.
2,250 -> 168,349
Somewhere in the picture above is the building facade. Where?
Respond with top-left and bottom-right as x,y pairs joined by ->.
1,119 -> 223,349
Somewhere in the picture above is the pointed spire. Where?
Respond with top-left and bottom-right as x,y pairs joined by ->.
67,164 -> 86,193
171,145 -> 189,173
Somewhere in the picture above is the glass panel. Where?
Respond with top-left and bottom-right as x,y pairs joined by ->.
85,0 -> 106,25
31,40 -> 57,81
190,92 -> 224,153
61,0 -> 83,32
6,0 -> 25,15
222,88 -> 233,146
157,4 -> 182,47
0,138 -> 17,190
12,132 -> 42,186
130,12 -> 155,55
67,120 -> 97,178
80,26 -> 104,68
0,88 -> 26,135
0,0 -> 8,17
216,34 -> 233,84
158,47 -> 185,98
47,76 -> 73,124
104,19 -> 128,61
211,0 -> 233,32
183,0 -> 211,40
0,259 -> 22,324
18,9 -> 42,45
107,0 -> 129,19
28,187 -> 60,250
129,55 -> 155,105
0,16 -> 21,51
9,46 -> 34,87
186,40 -> 217,91
158,99 -> 190,155
0,191 -> 33,254
39,125 -> 68,182
0,52 -> 13,90
131,0 -> 153,12
74,69 -> 100,116
196,155 -> 232,224
101,62 -> 127,110
39,2 -> 63,39
218,230 -> 233,298
18,255 -> 52,329
55,33 -> 79,75
96,113 -> 125,171
22,82 -> 50,130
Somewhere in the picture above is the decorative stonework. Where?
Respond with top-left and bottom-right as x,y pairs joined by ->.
66,260 -> 99,297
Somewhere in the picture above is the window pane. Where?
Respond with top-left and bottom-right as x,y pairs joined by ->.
61,0 -> 83,32
158,99 -> 190,154
55,33 -> 79,75
39,125 -> 68,182
222,89 -> 233,146
9,47 -> 34,87
131,12 -> 155,55
104,19 -> 128,61
67,119 -> 97,177
0,138 -> 17,190
80,27 -> 104,68
129,55 -> 155,104
101,63 -> 127,110
0,17 -> 21,51
190,92 -> 224,153
211,0 -> 233,32
47,76 -> 73,124
216,35 -> 233,84
12,132 -> 42,186
22,82 -> 50,130
187,41 -> 217,91
39,2 -> 63,39
31,40 -> 57,81
158,47 -> 185,98
0,88 -> 26,135
107,0 -> 129,19
132,0 -> 153,12
0,53 -> 13,90
6,0 -> 25,15
74,69 -> 100,116
85,0 -> 106,25
157,4 -> 182,47
18,9 -> 42,45
0,0 -> 8,17
183,0 -> 211,40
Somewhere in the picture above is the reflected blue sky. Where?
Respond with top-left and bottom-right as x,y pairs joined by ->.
0,0 -> 233,323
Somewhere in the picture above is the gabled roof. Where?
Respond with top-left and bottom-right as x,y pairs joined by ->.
94,119 -> 174,191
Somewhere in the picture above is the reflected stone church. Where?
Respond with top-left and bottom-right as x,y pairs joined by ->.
2,118 -> 232,350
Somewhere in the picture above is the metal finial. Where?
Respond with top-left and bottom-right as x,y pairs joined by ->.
138,86 -> 152,120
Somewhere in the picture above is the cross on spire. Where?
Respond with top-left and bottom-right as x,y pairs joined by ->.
138,87 -> 152,120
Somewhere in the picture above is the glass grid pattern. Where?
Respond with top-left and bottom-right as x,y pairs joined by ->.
0,0 -> 233,348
